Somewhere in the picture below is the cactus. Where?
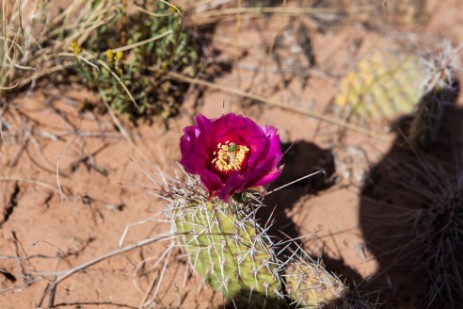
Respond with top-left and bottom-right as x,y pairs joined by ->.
407,41 -> 459,151
336,44 -> 459,151
283,258 -> 348,309
421,177 -> 463,307
164,174 -> 376,308
173,195 -> 283,307
335,50 -> 425,122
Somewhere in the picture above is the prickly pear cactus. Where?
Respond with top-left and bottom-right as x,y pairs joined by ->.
174,197 -> 283,306
335,51 -> 426,121
165,176 -> 376,307
283,259 -> 348,308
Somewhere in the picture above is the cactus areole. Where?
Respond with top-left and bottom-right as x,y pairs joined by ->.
179,113 -> 282,201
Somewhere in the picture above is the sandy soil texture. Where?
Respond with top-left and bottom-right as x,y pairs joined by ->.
1,0 -> 463,308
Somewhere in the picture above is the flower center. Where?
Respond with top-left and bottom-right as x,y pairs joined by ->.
211,141 -> 249,174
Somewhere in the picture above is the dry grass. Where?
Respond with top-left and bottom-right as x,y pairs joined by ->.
0,0 -> 118,95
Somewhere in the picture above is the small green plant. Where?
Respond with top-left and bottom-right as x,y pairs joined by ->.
69,0 -> 200,121
0,0 -> 201,120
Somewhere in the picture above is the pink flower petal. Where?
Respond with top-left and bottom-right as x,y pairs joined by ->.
179,113 -> 282,201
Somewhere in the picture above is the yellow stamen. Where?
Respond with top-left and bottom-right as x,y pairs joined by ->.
212,141 -> 249,173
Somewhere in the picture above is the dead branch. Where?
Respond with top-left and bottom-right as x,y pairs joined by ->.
32,232 -> 175,308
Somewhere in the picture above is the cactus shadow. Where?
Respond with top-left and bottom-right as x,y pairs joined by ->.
261,140 -> 335,247
258,141 -> 369,307
358,83 -> 463,307
217,290 -> 290,309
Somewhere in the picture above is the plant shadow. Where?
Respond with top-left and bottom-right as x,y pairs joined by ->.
252,138 -> 378,307
261,140 -> 336,248
217,289 -> 290,309
358,83 -> 463,308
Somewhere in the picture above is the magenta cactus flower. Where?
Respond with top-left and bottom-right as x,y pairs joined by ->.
180,113 -> 283,201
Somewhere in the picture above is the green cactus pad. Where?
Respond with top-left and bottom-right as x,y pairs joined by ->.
335,51 -> 426,121
283,260 -> 348,308
174,198 -> 282,306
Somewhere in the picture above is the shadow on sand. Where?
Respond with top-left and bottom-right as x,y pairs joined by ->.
359,84 -> 463,308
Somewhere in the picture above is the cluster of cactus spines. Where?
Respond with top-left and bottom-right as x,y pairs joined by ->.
421,173 -> 463,308
367,155 -> 463,308
283,258 -> 348,309
335,50 -> 425,122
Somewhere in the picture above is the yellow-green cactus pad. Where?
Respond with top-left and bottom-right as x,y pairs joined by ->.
284,260 -> 348,308
335,51 -> 426,121
175,199 -> 282,306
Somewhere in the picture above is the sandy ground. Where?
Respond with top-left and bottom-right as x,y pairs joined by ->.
1,0 -> 463,308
